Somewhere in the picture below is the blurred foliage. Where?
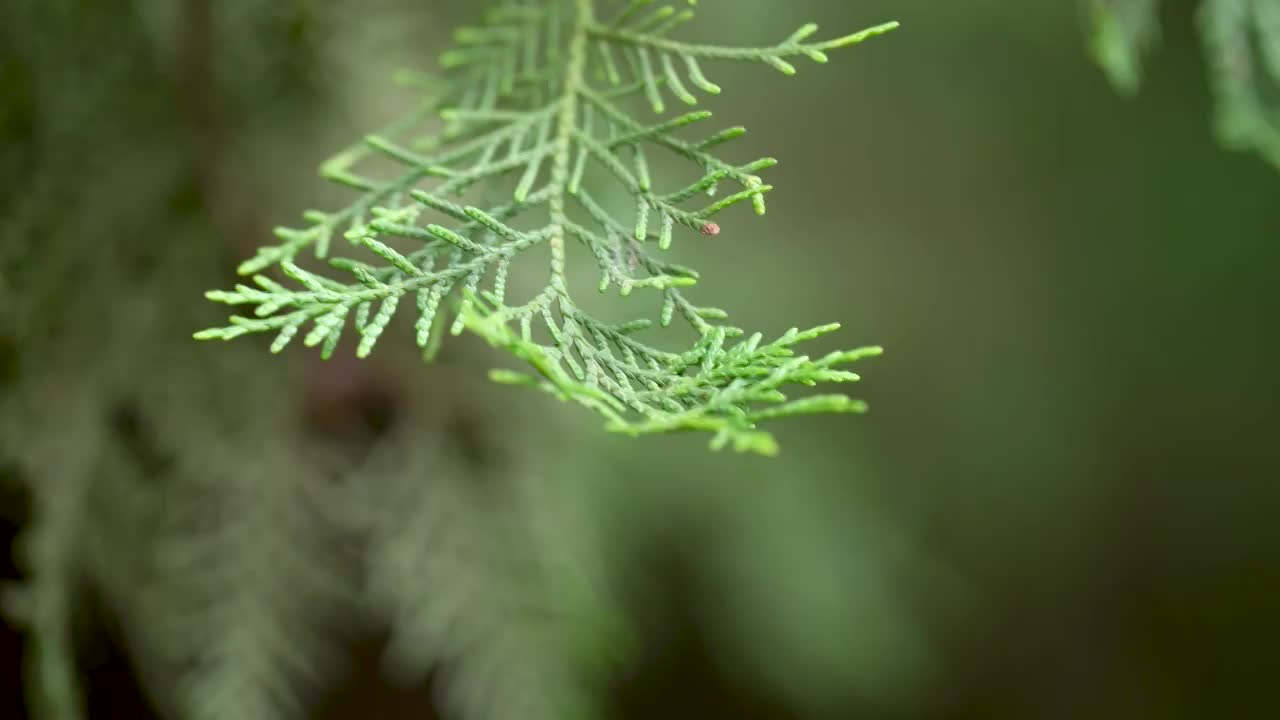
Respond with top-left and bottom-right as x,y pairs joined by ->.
1090,0 -> 1163,93
3,1 -> 1280,720
1089,0 -> 1280,169
3,2 -> 603,719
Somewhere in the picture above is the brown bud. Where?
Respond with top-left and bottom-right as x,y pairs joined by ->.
701,222 -> 721,236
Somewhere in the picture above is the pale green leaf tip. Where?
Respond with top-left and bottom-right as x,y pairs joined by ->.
829,20 -> 901,48
490,369 -> 534,385
734,434 -> 779,456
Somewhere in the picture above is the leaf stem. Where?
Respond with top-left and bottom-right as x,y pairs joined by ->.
548,0 -> 595,299
586,21 -> 899,62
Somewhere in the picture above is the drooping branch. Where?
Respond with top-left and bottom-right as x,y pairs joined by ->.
198,0 -> 897,454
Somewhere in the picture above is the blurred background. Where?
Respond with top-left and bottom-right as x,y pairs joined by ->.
2,0 -> 1278,718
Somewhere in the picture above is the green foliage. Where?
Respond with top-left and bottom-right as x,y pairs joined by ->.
2,375 -> 103,720
357,420 -> 608,720
1089,0 -> 1162,94
198,0 -> 897,455
137,390 -> 357,720
1089,0 -> 1280,170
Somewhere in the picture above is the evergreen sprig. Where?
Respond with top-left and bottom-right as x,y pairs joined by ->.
1089,0 -> 1280,170
197,0 -> 897,454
